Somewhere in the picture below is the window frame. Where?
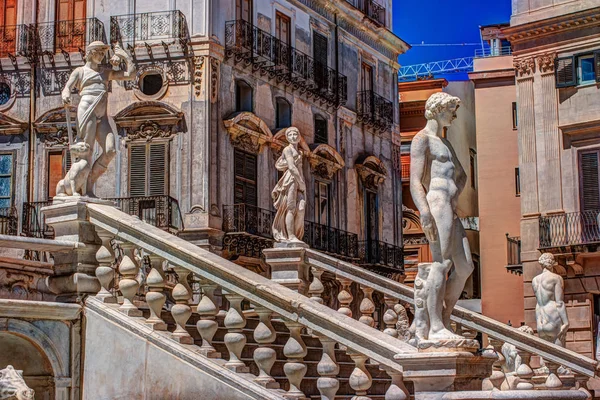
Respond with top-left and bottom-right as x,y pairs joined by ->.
313,114 -> 328,145
128,141 -> 170,197
512,102 -> 518,130
515,167 -> 520,197
235,80 -> 253,113
556,50 -> 600,88
313,180 -> 330,226
275,97 -> 291,129
47,148 -> 71,199
0,151 -> 15,208
577,54 -> 596,85
469,148 -> 477,189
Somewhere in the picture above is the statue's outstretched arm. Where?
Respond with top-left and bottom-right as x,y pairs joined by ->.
110,45 -> 137,81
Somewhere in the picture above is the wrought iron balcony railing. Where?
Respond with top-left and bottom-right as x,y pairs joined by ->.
22,200 -> 54,239
0,25 -> 33,58
357,90 -> 394,132
358,239 -> 404,276
0,207 -> 18,236
474,46 -> 512,58
222,203 -> 359,261
110,10 -> 188,46
506,234 -> 522,275
349,0 -> 386,26
35,18 -> 106,55
539,210 -> 600,249
401,163 -> 410,181
224,19 -> 347,108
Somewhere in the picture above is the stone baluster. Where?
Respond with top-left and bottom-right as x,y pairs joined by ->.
347,348 -> 372,400
575,373 -> 592,399
253,306 -> 279,389
515,349 -> 534,390
381,297 -> 408,400
482,337 -> 506,390
308,266 -> 325,304
382,296 -> 399,337
316,335 -> 339,400
223,292 -> 249,372
145,254 -> 167,331
95,228 -> 116,303
336,276 -> 353,318
544,360 -> 563,389
173,265 -> 192,301
196,277 -> 220,358
117,242 -> 142,317
283,321 -> 308,399
170,267 -> 193,344
359,286 -> 375,328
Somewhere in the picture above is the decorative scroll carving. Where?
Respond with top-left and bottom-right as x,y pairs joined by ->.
42,128 -> 70,147
223,112 -> 273,154
514,57 -> 535,77
308,143 -> 345,181
536,53 -> 556,74
210,58 -> 220,103
113,101 -> 184,141
126,121 -> 172,141
355,155 -> 387,190
193,56 -> 205,97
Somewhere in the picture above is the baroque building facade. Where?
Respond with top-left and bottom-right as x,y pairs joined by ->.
0,0 -> 407,281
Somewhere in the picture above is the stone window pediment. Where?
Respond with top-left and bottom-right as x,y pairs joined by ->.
0,112 -> 27,136
308,143 -> 345,181
224,112 -> 274,155
33,106 -> 77,147
355,155 -> 387,190
114,101 -> 184,142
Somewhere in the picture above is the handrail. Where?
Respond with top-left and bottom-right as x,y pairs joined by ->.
86,203 -> 417,372
303,248 -> 598,377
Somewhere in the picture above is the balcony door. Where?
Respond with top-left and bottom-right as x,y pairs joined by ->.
236,0 -> 252,23
48,150 -> 71,199
313,31 -> 328,91
129,142 -> 168,197
361,63 -> 373,92
234,148 -> 257,207
579,150 -> 600,243
56,0 -> 86,51
0,0 -> 17,57
365,190 -> 378,243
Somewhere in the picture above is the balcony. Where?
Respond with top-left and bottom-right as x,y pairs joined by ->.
222,203 -> 359,261
506,234 -> 522,275
110,10 -> 188,47
539,211 -> 600,251
224,19 -> 347,108
358,239 -> 404,278
22,195 -> 183,239
474,46 -> 512,58
347,0 -> 386,26
35,18 -> 106,55
0,25 -> 33,58
357,90 -> 394,132
0,207 -> 18,235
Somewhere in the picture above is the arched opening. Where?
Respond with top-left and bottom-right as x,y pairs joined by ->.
275,97 -> 291,129
235,80 -> 253,113
140,72 -> 163,96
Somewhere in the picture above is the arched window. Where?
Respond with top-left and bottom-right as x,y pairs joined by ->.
314,114 -> 327,144
275,97 -> 291,129
235,80 -> 253,113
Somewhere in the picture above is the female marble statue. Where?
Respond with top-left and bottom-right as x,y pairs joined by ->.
60,41 -> 136,197
271,127 -> 306,245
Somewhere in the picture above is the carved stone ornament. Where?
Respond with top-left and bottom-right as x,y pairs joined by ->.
42,128 -> 70,147
126,121 -> 172,142
210,58 -> 220,103
308,143 -> 345,181
514,57 -> 535,77
193,56 -> 205,97
536,53 -> 556,74
355,156 -> 387,191
223,112 -> 273,154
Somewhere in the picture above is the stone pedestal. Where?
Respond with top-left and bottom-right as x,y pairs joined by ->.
263,247 -> 309,295
43,199 -> 106,302
398,351 -> 496,399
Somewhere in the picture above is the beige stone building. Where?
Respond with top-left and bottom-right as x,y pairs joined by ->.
505,0 -> 600,359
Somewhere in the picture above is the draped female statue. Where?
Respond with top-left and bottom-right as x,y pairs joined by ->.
271,127 -> 307,246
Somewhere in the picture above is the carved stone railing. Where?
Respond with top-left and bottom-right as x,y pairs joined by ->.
303,248 -> 599,386
357,90 -> 394,132
224,19 -> 347,108
84,202 -> 416,399
35,18 -> 106,55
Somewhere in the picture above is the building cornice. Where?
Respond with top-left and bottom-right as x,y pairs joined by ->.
0,299 -> 81,321
398,78 -> 448,92
504,7 -> 600,45
468,68 -> 516,82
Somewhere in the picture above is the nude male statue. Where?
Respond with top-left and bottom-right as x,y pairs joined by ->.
409,92 -> 474,340
532,253 -> 569,347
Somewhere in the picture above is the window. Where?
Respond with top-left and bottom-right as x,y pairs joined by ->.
512,102 -> 518,130
0,0 -> 17,57
275,12 -> 291,45
515,167 -> 520,197
313,31 -> 328,90
469,149 -> 477,189
579,150 -> 600,212
234,149 -> 257,206
556,52 -> 600,88
314,181 -> 330,226
55,0 -> 86,51
314,114 -> 327,144
0,153 -> 13,208
235,0 -> 252,22
235,80 -> 253,112
140,73 -> 163,96
48,149 -> 71,198
129,142 -> 169,197
275,98 -> 291,129
0,82 -> 10,106
361,63 -> 374,92
365,190 -> 379,243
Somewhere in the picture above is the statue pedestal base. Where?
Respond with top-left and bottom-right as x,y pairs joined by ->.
52,195 -> 116,206
263,247 -> 308,295
412,338 -> 480,353
398,351 -> 496,397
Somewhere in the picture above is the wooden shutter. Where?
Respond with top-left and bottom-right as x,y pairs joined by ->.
148,143 -> 167,196
1,0 -> 17,26
313,31 -> 328,90
555,56 -> 576,88
236,0 -> 251,22
234,149 -> 257,206
361,63 -> 373,92
57,0 -> 85,20
48,152 -> 64,198
129,144 -> 147,197
579,151 -> 600,212
275,12 -> 290,45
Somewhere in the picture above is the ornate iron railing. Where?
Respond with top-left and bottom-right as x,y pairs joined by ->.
346,0 -> 386,26
304,221 -> 359,260
0,25 -> 33,58
224,19 -> 347,108
110,195 -> 183,234
22,200 -> 55,239
357,90 -> 394,132
539,211 -> 600,249
0,207 -> 18,235
358,240 -> 404,275
35,18 -> 106,54
110,10 -> 188,46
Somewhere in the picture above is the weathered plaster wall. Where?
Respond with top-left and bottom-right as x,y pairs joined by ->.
511,0 -> 599,26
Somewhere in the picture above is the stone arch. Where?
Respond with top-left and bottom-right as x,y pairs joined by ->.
223,111 -> 273,154
308,143 -> 345,181
355,155 -> 387,190
113,101 -> 185,141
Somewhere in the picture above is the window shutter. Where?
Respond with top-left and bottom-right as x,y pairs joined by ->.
555,56 -> 576,88
595,51 -> 600,83
313,32 -> 328,90
148,143 -> 167,196
244,153 -> 257,206
129,144 -> 147,197
579,151 -> 600,211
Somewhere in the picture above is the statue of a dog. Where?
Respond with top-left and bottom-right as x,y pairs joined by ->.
55,141 -> 92,197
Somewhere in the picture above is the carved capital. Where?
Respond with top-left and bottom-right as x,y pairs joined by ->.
536,53 -> 556,74
514,57 -> 535,77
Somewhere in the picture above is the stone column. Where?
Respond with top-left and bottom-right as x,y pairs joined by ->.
43,200 -> 103,302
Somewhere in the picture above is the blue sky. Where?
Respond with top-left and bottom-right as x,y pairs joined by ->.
392,0 -> 512,79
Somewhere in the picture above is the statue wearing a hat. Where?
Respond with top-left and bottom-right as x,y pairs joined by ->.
59,41 -> 135,197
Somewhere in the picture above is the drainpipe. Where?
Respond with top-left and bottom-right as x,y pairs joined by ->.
334,13 -> 343,231
27,1 -> 39,202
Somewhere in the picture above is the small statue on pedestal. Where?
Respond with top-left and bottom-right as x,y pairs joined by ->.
271,127 -> 307,247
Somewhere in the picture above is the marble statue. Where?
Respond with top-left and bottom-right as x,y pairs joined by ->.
55,141 -> 91,197
272,127 -> 307,246
408,92 -> 475,345
532,253 -> 569,347
60,41 -> 136,197
0,365 -> 34,400
501,325 -> 534,373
